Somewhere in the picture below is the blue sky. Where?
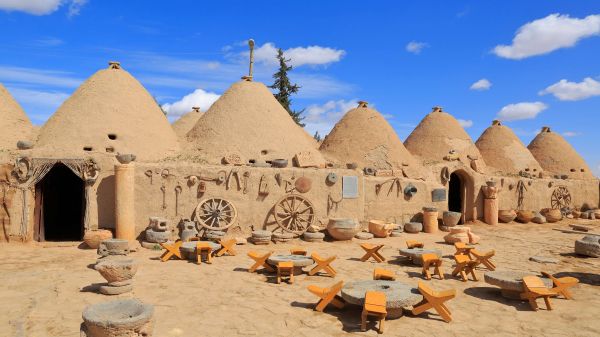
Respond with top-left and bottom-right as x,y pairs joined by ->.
1,1 -> 599,174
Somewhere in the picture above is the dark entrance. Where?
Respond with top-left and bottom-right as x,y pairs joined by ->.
448,172 -> 463,219
35,164 -> 84,241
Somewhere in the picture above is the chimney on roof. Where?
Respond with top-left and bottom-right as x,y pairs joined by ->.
432,106 -> 443,113
108,61 -> 121,69
357,101 -> 368,108
492,120 -> 501,126
541,126 -> 551,133
192,107 -> 201,113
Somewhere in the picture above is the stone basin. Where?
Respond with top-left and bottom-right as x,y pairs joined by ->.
484,270 -> 553,299
341,280 -> 421,319
95,258 -> 138,284
327,218 -> 360,241
97,239 -> 130,257
398,248 -> 442,266
81,299 -> 154,337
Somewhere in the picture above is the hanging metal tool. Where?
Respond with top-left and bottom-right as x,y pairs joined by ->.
242,171 -> 250,194
160,185 -> 167,210
258,174 -> 269,195
516,180 -> 527,210
174,185 -> 182,216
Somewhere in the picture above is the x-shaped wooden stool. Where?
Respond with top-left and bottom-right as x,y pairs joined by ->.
541,271 -> 579,300
360,243 -> 386,263
422,253 -> 444,280
247,251 -> 275,273
451,254 -> 478,282
471,249 -> 496,271
307,280 -> 346,312
412,281 -> 456,323
406,240 -> 424,249
309,252 -> 337,277
216,239 -> 236,257
159,240 -> 183,262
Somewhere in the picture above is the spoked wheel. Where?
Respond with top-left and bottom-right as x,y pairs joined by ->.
195,198 -> 238,231
273,194 -> 315,235
551,186 -> 571,210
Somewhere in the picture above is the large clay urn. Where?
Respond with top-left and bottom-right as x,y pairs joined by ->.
544,209 -> 562,223
516,210 -> 535,223
83,229 -> 113,249
327,218 -> 360,241
444,227 -> 470,244
368,220 -> 396,238
498,210 -> 517,223
95,258 -> 138,284
81,299 -> 154,337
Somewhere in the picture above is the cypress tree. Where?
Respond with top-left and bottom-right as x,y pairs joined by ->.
269,48 -> 305,126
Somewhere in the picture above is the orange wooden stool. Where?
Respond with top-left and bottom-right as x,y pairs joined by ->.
307,281 -> 346,312
373,267 -> 396,281
277,261 -> 294,284
361,291 -> 387,334
360,244 -> 386,263
247,251 -> 275,273
422,253 -> 444,280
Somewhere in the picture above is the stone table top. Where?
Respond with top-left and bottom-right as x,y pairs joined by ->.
398,248 -> 443,265
341,280 -> 422,308
267,254 -> 314,267
180,241 -> 221,252
484,270 -> 553,292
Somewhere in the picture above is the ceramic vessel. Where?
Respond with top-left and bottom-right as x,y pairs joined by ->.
498,210 -> 517,223
442,211 -> 462,227
368,220 -> 396,238
327,218 -> 360,240
516,210 -> 535,223
83,229 -> 113,249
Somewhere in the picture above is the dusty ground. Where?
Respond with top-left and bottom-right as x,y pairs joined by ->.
1,220 -> 599,337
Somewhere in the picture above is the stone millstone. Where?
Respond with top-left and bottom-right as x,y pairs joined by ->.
574,235 -> 600,257
404,222 -> 423,233
141,241 -> 163,250
251,230 -> 272,239
144,228 -> 170,243
81,298 -> 154,336
355,232 -> 374,240
205,231 -> 226,240
303,232 -> 325,242
390,231 -> 403,237
99,284 -> 133,295
272,232 -> 294,243
250,238 -> 270,245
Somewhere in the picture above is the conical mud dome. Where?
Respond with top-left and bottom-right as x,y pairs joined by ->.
528,126 -> 593,179
172,107 -> 203,140
320,101 -> 420,171
184,80 -> 324,165
36,62 -> 180,161
0,83 -> 33,149
475,120 -> 543,176
404,107 -> 485,166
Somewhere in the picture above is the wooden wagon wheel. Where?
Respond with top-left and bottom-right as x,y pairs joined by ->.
273,194 -> 315,235
195,198 -> 238,230
551,186 -> 571,210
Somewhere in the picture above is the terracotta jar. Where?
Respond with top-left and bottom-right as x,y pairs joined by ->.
544,209 -> 562,223
516,210 -> 535,223
327,218 -> 360,241
444,227 -> 470,244
83,229 -> 113,249
368,220 -> 396,238
498,210 -> 517,223
422,207 -> 439,234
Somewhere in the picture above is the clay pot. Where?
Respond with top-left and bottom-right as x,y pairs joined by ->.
81,299 -> 154,337
83,229 -> 113,249
116,153 -> 136,164
516,210 -> 535,223
442,211 -> 462,227
544,209 -> 563,223
327,218 -> 360,241
498,210 -> 517,223
404,222 -> 423,233
572,210 -> 582,219
444,227 -> 470,244
368,220 -> 396,238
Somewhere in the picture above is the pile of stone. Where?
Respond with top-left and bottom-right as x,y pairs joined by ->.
579,210 -> 600,220
178,220 -> 198,241
390,224 -> 403,237
205,230 -> 225,241
250,230 -> 271,245
144,217 -> 171,246
302,225 -> 325,242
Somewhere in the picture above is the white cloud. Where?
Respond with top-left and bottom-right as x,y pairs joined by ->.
0,0 -> 87,16
406,41 -> 428,54
252,42 -> 345,67
0,65 -> 82,87
493,14 -> 600,59
562,131 -> 581,137
497,102 -> 548,121
457,119 -> 474,128
470,78 -> 492,91
161,88 -> 220,118
32,37 -> 64,46
303,99 -> 358,137
539,77 -> 600,101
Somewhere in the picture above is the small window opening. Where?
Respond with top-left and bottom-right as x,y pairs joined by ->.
83,146 -> 93,151
108,134 -> 117,140
105,146 -> 115,153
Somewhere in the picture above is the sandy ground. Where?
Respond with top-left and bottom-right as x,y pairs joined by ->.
1,220 -> 599,337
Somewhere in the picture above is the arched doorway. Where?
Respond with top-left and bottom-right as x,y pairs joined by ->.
34,164 -> 85,241
448,172 -> 464,223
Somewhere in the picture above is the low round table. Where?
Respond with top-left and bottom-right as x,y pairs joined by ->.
484,270 -> 553,299
180,241 -> 221,260
341,280 -> 421,319
267,254 -> 314,275
398,248 -> 443,266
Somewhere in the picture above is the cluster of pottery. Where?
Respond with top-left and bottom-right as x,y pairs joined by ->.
326,218 -> 361,240
576,209 -> 600,220
81,299 -> 154,337
83,229 -> 113,249
499,209 -> 563,224
144,217 -> 171,243
575,235 -> 600,257
443,227 -> 480,244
